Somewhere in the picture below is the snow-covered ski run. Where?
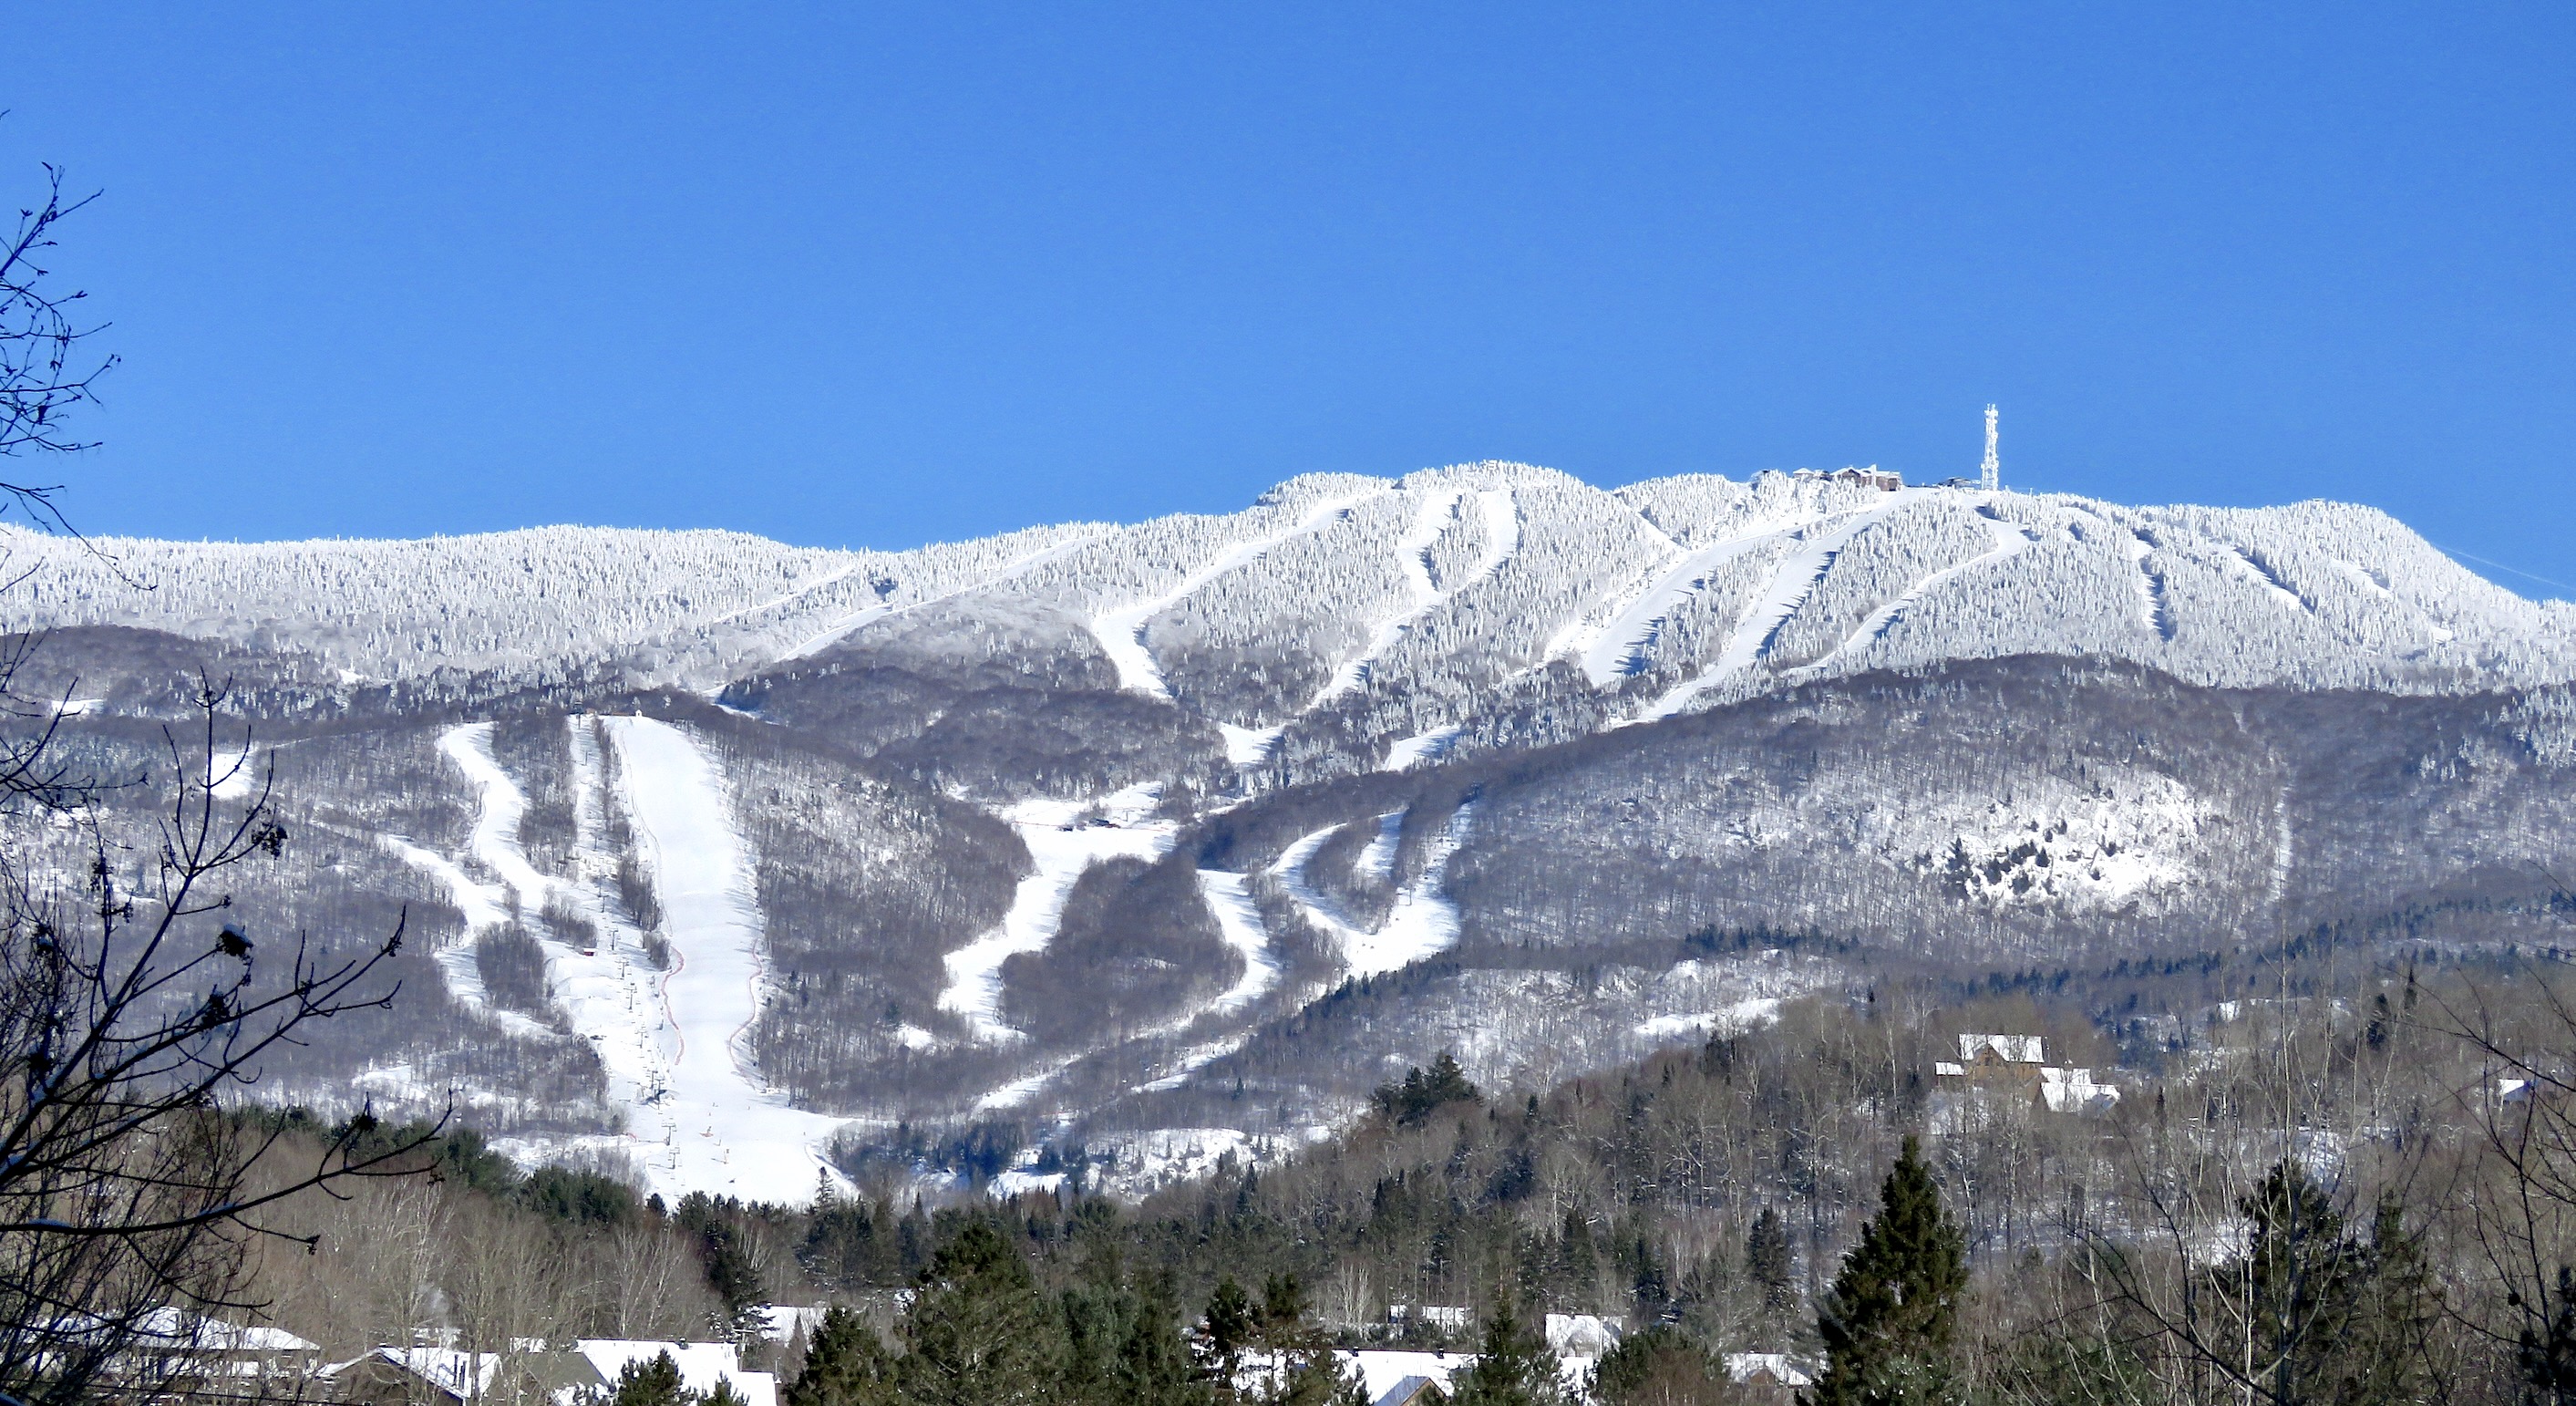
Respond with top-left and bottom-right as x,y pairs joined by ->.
396,718 -> 849,1205
936,785 -> 1179,1043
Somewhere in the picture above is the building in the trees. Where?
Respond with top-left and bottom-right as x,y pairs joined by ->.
1934,1034 -> 2118,1115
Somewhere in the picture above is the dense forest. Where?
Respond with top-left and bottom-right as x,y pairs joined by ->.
209,942 -> 2576,1405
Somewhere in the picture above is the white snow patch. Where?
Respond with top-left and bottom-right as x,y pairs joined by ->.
1218,723 -> 1286,766
207,747 -> 259,801
938,784 -> 1177,1043
1381,725 -> 1464,771
1632,997 -> 1782,1042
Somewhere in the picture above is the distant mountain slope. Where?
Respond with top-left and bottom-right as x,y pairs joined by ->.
10,464 -> 2572,1201
12,465 -> 2568,711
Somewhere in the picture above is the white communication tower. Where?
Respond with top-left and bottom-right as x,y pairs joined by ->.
1979,403 -> 2000,492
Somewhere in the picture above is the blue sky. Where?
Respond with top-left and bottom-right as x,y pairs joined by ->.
11,5 -> 2573,595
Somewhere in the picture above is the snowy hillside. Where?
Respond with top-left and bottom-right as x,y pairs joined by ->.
10,467 -> 2568,718
15,463 -> 2576,1205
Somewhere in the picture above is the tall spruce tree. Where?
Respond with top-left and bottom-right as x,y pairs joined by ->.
900,1220 -> 1060,1406
1116,1271 -> 1211,1406
1748,1205 -> 1798,1315
2222,1160 -> 2433,1406
785,1305 -> 900,1406
1448,1295 -> 1568,1406
1199,1275 -> 1261,1390
1809,1136 -> 1966,1406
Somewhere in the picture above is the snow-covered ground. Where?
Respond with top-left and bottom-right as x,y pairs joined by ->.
936,784 -> 1179,1043
1091,492 -> 1379,700
1643,493 -> 1918,719
602,717 -> 850,1204
397,718 -> 848,1204
1193,870 -> 1283,1015
1307,487 -> 1520,709
1273,800 -> 1478,978
1381,725 -> 1465,771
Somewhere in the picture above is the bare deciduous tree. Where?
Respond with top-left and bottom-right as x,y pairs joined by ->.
0,153 -> 437,1405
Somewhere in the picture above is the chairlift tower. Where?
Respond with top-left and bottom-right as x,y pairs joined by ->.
1979,404 -> 2000,492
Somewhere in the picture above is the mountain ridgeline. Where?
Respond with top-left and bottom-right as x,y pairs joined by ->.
10,462 -> 2573,1199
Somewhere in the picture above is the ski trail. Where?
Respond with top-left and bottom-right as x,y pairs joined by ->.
1576,523 -> 1807,686
976,864 -> 1281,1111
1641,494 -> 1915,720
1217,723 -> 1287,766
394,719 -> 845,1202
1789,516 -> 2035,676
435,725 -> 554,902
1380,724 -> 1465,771
2127,530 -> 2174,637
1354,811 -> 1403,884
2231,545 -> 2312,614
1305,488 -> 1520,711
780,532 -> 1108,660
1273,800 -> 1477,978
1195,870 -> 1282,1015
936,785 -> 1177,1043
380,832 -> 554,1040
598,716 -> 850,1204
1091,493 -> 1380,700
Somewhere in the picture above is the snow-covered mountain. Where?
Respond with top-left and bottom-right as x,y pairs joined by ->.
15,463 -> 2575,1202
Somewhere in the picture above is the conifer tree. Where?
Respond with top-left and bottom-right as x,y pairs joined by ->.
1747,1205 -> 1798,1315
1199,1275 -> 1261,1389
1448,1295 -> 1568,1406
901,1221 -> 1059,1406
1260,1273 -> 1313,1346
1809,1136 -> 1966,1406
2225,1160 -> 2433,1406
611,1351 -> 696,1406
1117,1271 -> 1212,1406
785,1305 -> 900,1406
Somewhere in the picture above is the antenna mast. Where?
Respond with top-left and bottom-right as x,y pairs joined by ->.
1980,404 -> 2000,492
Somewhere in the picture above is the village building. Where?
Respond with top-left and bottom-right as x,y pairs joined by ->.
1789,466 -> 1904,492
328,1339 -> 777,1406
1724,1350 -> 1818,1398
1934,1034 -> 2120,1115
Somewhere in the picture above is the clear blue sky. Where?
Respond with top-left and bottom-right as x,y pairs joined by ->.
11,5 -> 2574,595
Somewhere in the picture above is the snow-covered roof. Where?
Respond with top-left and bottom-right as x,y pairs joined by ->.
575,1340 -> 774,1406
753,1305 -> 828,1346
1933,1060 -> 1966,1077
1376,1376 -> 1444,1406
129,1308 -> 319,1354
1345,1350 -> 1470,1403
2038,1065 -> 2120,1112
1725,1351 -> 1816,1387
358,1348 -> 500,1400
1544,1313 -> 1623,1356
1958,1033 -> 2046,1064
